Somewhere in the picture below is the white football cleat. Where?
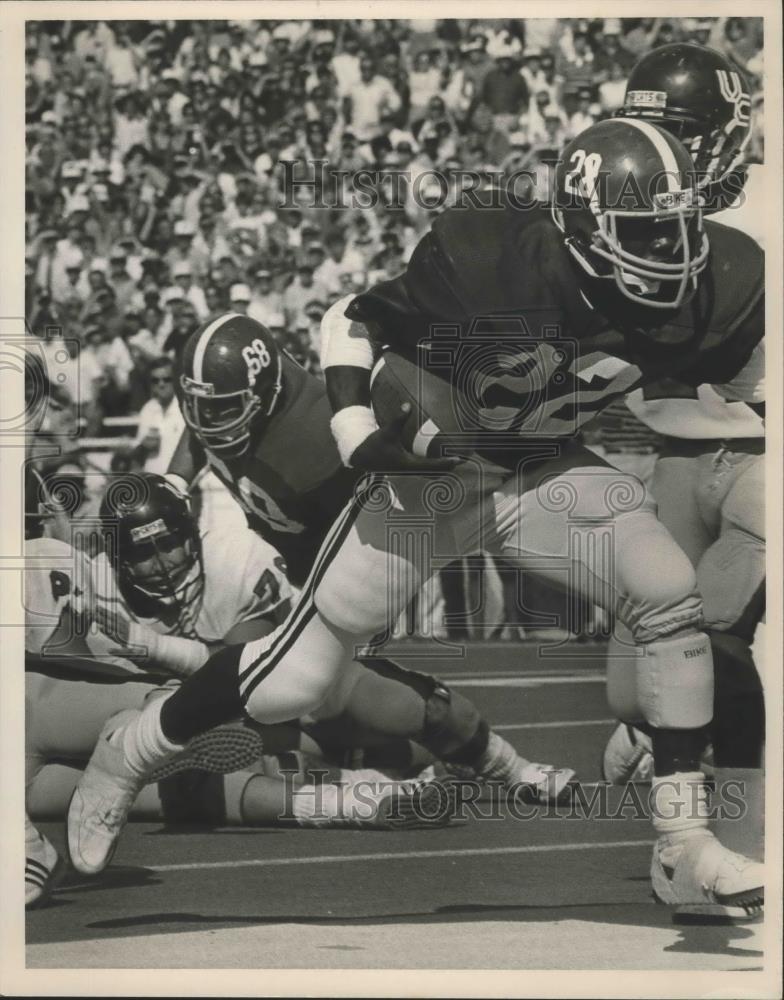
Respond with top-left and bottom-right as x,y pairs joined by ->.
651,831 -> 764,922
447,731 -> 576,805
26,818 -> 63,909
512,761 -> 577,805
67,710 -> 146,876
602,723 -> 654,784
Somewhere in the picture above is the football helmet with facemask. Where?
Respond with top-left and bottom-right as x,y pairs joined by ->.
617,43 -> 752,212
179,313 -> 283,458
552,118 -> 709,310
99,473 -> 204,630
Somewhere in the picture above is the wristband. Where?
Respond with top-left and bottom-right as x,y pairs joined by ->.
164,473 -> 190,496
330,406 -> 379,467
320,296 -> 376,370
127,621 -> 209,677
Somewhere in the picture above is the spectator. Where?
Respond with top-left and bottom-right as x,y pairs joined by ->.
172,261 -> 209,318
598,61 -> 628,115
314,228 -> 366,296
132,356 -> 186,475
343,55 -> 402,142
474,39 -> 529,131
104,26 -> 141,89
166,218 -> 208,277
409,50 -> 443,121
228,282 -> 253,315
107,247 -> 138,313
558,29 -> 597,104
282,263 -> 327,328
331,30 -> 361,97
568,89 -> 598,137
248,268 -> 284,327
162,299 -> 200,356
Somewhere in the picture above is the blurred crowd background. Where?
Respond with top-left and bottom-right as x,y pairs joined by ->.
24,17 -> 765,638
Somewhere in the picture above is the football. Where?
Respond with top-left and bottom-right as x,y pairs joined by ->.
370,349 -> 481,460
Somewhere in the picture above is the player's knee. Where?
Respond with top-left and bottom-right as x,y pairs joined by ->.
306,659 -> 364,719
618,552 -> 702,644
314,576 -> 390,636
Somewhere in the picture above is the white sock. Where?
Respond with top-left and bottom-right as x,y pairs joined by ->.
651,772 -> 710,866
476,730 -> 531,781
121,696 -> 183,778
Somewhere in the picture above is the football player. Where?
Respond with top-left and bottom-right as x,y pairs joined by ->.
600,47 -> 765,858
69,117 -> 764,920
24,471 -> 452,906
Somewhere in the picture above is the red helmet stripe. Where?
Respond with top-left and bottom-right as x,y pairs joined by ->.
621,119 -> 682,192
192,312 -> 244,382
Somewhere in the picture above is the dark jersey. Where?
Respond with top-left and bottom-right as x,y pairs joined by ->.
347,202 -> 763,445
205,354 -> 360,586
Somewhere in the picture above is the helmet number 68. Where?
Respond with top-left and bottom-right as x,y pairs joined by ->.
242,338 -> 272,380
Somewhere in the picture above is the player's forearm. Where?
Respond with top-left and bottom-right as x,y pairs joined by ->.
124,622 -> 210,677
321,295 -> 379,463
325,365 -> 372,411
166,428 -> 205,490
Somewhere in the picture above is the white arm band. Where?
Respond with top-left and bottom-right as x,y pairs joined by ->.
127,621 -> 210,677
330,406 -> 379,467
320,294 -> 376,371
164,473 -> 190,495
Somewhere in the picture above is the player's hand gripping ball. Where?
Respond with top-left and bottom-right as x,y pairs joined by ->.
366,350 -> 480,473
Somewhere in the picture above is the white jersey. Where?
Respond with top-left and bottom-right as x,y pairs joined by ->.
627,163 -> 765,440
90,521 -> 292,647
25,538 -> 92,655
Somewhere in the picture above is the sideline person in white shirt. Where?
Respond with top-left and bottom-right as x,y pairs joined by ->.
133,357 -> 186,475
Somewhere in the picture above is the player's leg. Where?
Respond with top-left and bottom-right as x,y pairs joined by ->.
308,475 -> 574,801
697,453 -> 766,860
308,657 -> 575,803
494,449 -> 762,917
602,446 -> 710,780
607,451 -> 766,857
650,450 -> 713,566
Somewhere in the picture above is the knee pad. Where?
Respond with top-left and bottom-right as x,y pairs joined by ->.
605,627 -> 645,724
314,574 -> 391,636
636,631 -> 714,730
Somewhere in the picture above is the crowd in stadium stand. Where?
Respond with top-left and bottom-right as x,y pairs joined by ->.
24,16 -> 765,587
